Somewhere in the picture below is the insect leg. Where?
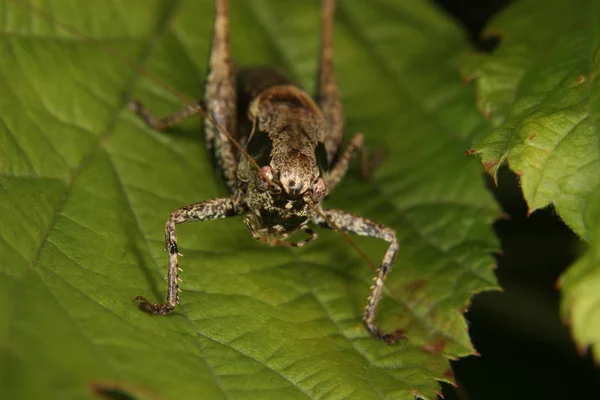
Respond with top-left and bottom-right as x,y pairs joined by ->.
293,228 -> 319,248
244,217 -> 318,247
203,0 -> 239,194
325,133 -> 384,194
134,197 -> 243,314
314,209 -> 406,344
316,0 -> 344,165
325,133 -> 364,193
128,101 -> 202,130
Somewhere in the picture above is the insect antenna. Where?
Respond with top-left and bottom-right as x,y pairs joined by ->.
13,0 -> 378,272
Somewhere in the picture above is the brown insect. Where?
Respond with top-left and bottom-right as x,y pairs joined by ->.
19,0 -> 405,344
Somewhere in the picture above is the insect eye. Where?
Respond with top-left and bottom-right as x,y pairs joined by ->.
255,166 -> 274,192
312,178 -> 326,203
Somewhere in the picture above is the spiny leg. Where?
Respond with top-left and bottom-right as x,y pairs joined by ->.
313,208 -> 405,344
203,0 -> 239,194
135,197 -> 242,314
316,0 -> 344,165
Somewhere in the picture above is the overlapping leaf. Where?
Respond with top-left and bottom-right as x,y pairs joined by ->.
464,0 -> 600,237
464,0 -> 600,361
0,0 -> 499,399
559,187 -> 600,361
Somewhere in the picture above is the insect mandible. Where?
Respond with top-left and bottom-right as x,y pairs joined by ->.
129,0 -> 405,344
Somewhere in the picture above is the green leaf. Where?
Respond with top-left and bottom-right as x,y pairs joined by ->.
0,0 -> 499,399
464,0 -> 600,362
559,187 -> 600,361
464,0 -> 600,239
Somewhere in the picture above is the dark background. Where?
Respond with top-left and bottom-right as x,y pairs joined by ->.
431,1 -> 600,399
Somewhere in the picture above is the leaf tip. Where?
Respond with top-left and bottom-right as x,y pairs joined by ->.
486,166 -> 500,187
576,343 -> 590,357
554,278 -> 561,289
443,368 -> 457,386
560,310 -> 572,328
482,160 -> 498,175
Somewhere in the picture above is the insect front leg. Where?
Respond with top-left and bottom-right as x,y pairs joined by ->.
135,197 -> 244,314
314,209 -> 406,344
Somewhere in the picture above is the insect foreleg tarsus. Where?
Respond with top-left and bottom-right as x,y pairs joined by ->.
314,208 -> 405,344
134,197 -> 244,314
294,228 -> 319,248
244,217 -> 319,248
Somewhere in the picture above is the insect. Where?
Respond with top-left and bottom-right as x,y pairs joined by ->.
128,0 -> 405,344
130,0 -> 402,343
18,0 -> 404,344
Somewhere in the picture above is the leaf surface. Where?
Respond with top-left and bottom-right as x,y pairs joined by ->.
0,0 -> 499,399
559,187 -> 600,362
464,0 -> 600,362
464,0 -> 600,238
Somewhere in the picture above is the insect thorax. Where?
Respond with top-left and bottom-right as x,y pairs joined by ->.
236,78 -> 329,237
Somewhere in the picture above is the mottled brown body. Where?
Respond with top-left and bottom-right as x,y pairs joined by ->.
131,0 -> 404,344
